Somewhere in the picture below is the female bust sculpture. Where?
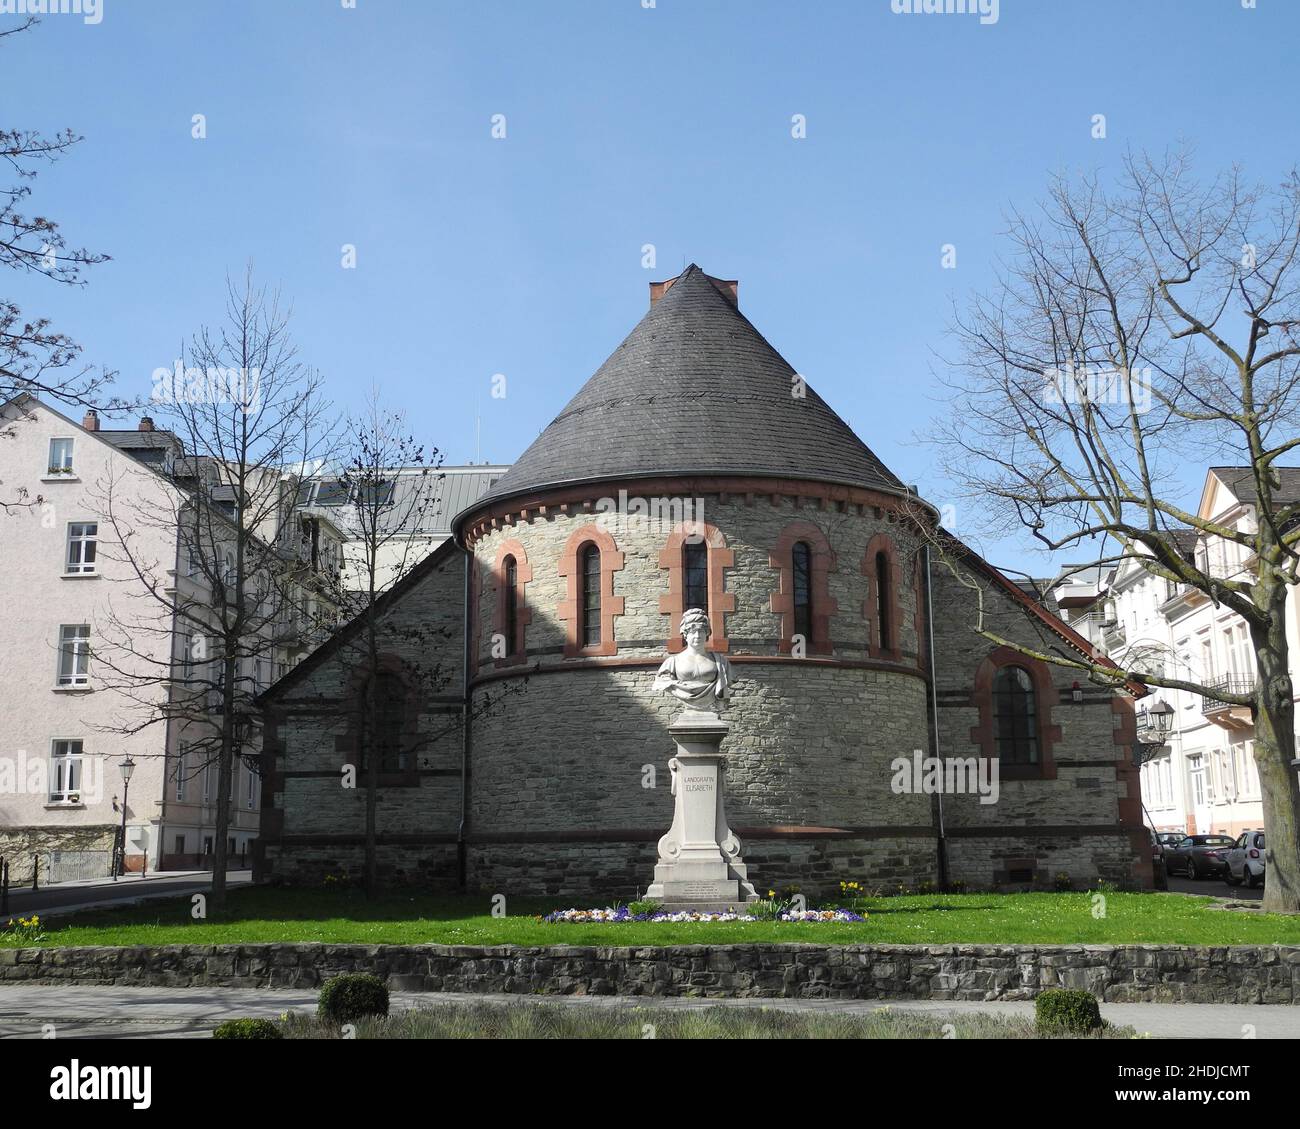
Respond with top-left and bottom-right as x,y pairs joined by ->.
654,607 -> 732,712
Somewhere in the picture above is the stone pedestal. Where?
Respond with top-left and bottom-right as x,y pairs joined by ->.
645,711 -> 758,910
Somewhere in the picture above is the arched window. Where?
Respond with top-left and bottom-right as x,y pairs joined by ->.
683,538 -> 708,614
580,543 -> 602,648
992,665 -> 1038,765
364,671 -> 409,774
875,550 -> 891,652
792,541 -> 813,643
503,554 -> 518,657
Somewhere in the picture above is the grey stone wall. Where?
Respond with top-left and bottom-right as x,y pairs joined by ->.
261,548 -> 467,886
3,941 -> 1296,1004
928,560 -> 1149,889
261,479 -> 1149,896
0,826 -> 116,885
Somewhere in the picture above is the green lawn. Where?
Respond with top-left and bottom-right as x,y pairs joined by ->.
4,886 -> 1299,948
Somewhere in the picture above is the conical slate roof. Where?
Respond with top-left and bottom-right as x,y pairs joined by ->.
458,265 -> 905,524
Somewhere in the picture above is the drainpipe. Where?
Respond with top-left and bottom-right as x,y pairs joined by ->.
457,544 -> 472,890
922,541 -> 948,888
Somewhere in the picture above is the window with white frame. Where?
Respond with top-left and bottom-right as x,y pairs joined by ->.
245,760 -> 258,809
1189,754 -> 1206,807
173,745 -> 188,802
56,624 -> 91,687
202,758 -> 212,803
49,740 -> 84,802
48,437 -> 74,474
1225,622 -> 1251,681
65,522 -> 98,574
1232,739 -> 1260,799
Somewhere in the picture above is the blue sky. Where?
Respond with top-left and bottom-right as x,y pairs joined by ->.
5,0 -> 1297,572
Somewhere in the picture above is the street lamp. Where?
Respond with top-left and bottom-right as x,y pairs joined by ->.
1134,699 -> 1175,766
1147,700 -> 1175,741
116,755 -> 136,879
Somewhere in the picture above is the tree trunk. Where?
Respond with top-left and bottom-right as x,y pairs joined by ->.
209,654 -> 237,914
1251,577 -> 1300,914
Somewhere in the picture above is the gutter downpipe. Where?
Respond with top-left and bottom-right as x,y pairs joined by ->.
923,540 -> 948,888
457,543 -> 471,890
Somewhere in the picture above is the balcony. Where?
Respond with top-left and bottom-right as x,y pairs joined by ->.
1201,676 -> 1256,731
1101,621 -> 1127,652
1160,583 -> 1209,619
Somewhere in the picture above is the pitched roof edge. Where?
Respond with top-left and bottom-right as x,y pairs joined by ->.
258,538 -> 465,702
937,531 -> 1148,698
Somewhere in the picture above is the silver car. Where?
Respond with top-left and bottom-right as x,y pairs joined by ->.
1225,830 -> 1266,889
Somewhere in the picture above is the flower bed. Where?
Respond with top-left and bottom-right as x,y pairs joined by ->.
540,907 -> 867,924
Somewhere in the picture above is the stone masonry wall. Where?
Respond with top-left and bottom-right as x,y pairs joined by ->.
0,825 -> 117,885
261,547 -> 467,887
928,559 -> 1149,890
3,942 -> 1297,1004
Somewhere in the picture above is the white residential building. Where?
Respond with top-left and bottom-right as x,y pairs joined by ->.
0,395 -> 342,879
1049,467 -> 1300,839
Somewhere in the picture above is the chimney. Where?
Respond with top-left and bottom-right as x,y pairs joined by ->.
82,409 -> 99,432
650,270 -> 739,308
139,416 -> 155,432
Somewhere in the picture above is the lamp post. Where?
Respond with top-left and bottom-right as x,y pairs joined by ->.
1134,699 -> 1175,766
117,755 -> 135,879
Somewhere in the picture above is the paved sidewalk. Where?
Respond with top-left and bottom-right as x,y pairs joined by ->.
3,871 -> 253,919
0,985 -> 1295,1039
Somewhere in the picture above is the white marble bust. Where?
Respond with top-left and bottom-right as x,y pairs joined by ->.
653,607 -> 732,712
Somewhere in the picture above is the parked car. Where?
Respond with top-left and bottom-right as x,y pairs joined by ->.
1164,834 -> 1237,879
1225,830 -> 1267,889
1156,832 -> 1184,850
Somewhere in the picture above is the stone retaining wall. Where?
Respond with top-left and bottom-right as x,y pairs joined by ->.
2,942 -> 1297,1003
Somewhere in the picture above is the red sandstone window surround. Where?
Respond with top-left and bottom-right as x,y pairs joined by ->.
862,533 -> 904,662
492,539 -> 532,667
969,646 -> 1061,780
769,521 -> 837,655
557,524 -> 625,658
658,522 -> 735,652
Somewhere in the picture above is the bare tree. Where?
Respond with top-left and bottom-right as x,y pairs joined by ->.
318,395 -> 445,896
933,150 -> 1300,912
1,18 -> 119,509
91,269 -> 335,912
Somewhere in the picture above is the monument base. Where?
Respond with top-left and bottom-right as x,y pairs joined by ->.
644,710 -> 758,907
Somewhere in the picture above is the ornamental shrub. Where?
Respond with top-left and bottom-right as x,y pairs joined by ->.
1035,989 -> 1103,1034
213,1018 -> 283,1040
318,973 -> 389,1026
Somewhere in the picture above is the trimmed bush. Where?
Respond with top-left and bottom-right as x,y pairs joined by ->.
1035,989 -> 1103,1034
318,973 -> 390,1026
213,1018 -> 283,1040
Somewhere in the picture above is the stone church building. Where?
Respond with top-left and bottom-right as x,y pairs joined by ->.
258,266 -> 1153,897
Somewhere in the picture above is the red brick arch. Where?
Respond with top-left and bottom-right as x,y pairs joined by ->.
557,524 -> 625,658
862,533 -> 904,662
769,520 -> 837,655
492,539 -> 532,668
969,646 -> 1061,780
658,522 -> 735,653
